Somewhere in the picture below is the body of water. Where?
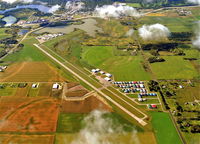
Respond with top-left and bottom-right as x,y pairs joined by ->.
2,15 -> 17,27
36,18 -> 103,37
0,4 -> 53,14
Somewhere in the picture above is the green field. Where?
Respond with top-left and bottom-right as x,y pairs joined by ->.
82,46 -> 151,81
150,56 -> 198,79
0,28 -> 11,40
3,37 -> 48,62
127,3 -> 141,8
139,16 -> 196,32
0,87 -> 16,96
150,112 -> 182,144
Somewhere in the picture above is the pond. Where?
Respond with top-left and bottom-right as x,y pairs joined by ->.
2,15 -> 17,27
0,4 -> 54,14
36,18 -> 103,37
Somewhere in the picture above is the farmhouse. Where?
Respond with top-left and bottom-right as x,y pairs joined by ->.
53,83 -> 60,89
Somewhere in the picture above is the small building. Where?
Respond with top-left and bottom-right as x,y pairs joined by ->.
148,104 -> 157,109
53,83 -> 60,89
105,73 -> 112,77
104,77 -> 111,81
100,71 -> 105,74
91,69 -> 97,73
32,83 -> 38,88
179,85 -> 184,89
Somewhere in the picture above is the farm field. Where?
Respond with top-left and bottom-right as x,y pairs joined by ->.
0,62 -> 66,82
0,134 -> 54,144
0,96 -> 60,132
150,56 -> 198,79
139,16 -> 196,32
82,46 -> 151,81
150,112 -> 182,144
55,112 -> 157,144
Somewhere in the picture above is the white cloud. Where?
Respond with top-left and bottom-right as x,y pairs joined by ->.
48,4 -> 60,13
138,23 -> 170,41
187,0 -> 200,5
192,21 -> 200,49
94,4 -> 141,19
1,0 -> 33,4
70,110 -> 139,144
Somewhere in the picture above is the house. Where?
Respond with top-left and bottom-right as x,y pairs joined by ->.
105,73 -> 112,77
32,84 -> 38,88
104,77 -> 111,81
53,83 -> 60,89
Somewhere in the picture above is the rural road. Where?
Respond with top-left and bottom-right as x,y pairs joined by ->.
34,43 -> 147,126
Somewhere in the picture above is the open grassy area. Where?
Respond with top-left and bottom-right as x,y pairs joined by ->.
57,113 -> 86,133
150,112 -> 182,144
82,46 -> 151,81
139,16 -> 196,32
0,28 -> 11,40
3,37 -> 48,62
127,3 -> 141,8
150,56 -> 198,80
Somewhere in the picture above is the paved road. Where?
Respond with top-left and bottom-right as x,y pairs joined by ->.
34,44 -> 147,126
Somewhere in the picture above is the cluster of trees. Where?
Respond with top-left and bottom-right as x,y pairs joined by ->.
148,80 -> 170,109
169,32 -> 192,42
171,48 -> 185,56
177,118 -> 200,133
148,56 -> 165,63
0,37 -> 18,45
0,50 -> 7,58
142,43 -> 178,51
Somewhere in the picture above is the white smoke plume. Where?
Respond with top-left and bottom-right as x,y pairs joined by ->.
94,4 -> 141,19
126,29 -> 134,37
187,0 -> 200,5
192,21 -> 200,49
1,0 -> 33,4
48,4 -> 60,13
70,110 -> 139,144
138,24 -> 170,41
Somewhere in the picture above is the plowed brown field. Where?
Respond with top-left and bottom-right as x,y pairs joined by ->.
0,97 -> 60,132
